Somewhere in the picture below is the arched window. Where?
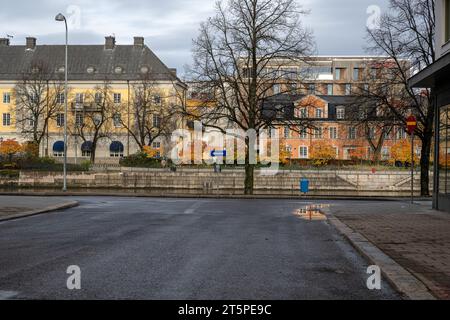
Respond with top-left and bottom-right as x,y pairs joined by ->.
81,141 -> 93,158
110,141 -> 124,158
53,141 -> 65,157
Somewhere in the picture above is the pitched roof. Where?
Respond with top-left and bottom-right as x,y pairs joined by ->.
0,44 -> 181,82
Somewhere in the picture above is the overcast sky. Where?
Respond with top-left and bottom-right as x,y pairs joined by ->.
0,0 -> 390,76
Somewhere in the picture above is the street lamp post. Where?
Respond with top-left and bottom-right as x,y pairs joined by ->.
55,13 -> 68,192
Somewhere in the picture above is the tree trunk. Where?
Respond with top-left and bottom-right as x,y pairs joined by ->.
244,163 -> 255,195
90,143 -> 97,164
420,134 -> 432,196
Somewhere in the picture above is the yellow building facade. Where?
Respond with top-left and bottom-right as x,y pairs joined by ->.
0,36 -> 186,163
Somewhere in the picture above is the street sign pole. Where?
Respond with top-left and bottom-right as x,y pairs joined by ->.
407,115 -> 417,205
411,133 -> 414,204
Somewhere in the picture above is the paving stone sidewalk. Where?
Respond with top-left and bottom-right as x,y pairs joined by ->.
330,201 -> 450,300
0,196 -> 78,221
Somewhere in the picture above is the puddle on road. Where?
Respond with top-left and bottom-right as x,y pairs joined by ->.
294,204 -> 329,221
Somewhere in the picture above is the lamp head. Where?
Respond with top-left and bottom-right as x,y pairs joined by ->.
55,13 -> 66,22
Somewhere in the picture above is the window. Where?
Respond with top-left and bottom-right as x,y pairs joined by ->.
113,93 -> 121,104
336,107 -> 345,120
329,127 -> 338,139
298,108 -> 307,118
308,84 -> 316,94
110,141 -> 124,158
353,68 -> 360,81
82,150 -> 91,157
313,127 -> 323,139
382,147 -> 390,160
95,93 -> 103,104
113,113 -> 122,127
396,128 -> 407,140
368,127 -> 376,139
153,114 -> 161,128
370,68 -> 378,79
364,83 -> 370,93
299,146 -> 308,159
333,147 -> 339,158
75,113 -> 84,127
316,108 -> 323,119
153,95 -> 162,105
446,0 -> 450,42
76,93 -> 84,104
53,141 -> 65,158
348,127 -> 357,140
384,129 -> 392,140
288,83 -> 297,93
56,93 -> 65,104
56,113 -> 65,127
335,68 -> 341,80
345,84 -> 352,95
335,68 -> 345,80
29,93 -> 38,103
327,84 -> 333,95
284,126 -> 290,139
3,93 -> 11,104
273,84 -> 281,95
2,113 -> 11,126
153,142 -> 161,149
299,129 -> 308,139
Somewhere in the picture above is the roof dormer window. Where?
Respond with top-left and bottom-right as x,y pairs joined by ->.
114,66 -> 124,74
140,66 -> 149,74
87,66 -> 96,74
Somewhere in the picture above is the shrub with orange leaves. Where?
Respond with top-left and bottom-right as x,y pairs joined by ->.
143,145 -> 160,158
390,140 -> 419,165
348,148 -> 367,161
0,139 -> 23,162
310,141 -> 336,166
258,141 -> 292,165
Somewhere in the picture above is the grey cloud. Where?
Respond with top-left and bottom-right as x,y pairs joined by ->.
0,0 -> 391,75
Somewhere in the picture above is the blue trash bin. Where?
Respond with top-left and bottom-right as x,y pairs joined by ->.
300,179 -> 309,193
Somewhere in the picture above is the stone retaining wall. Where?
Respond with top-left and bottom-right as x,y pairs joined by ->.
0,169 -> 429,196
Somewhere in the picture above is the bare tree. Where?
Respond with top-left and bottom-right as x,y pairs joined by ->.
13,60 -> 65,153
364,0 -> 435,195
68,81 -> 115,163
188,0 -> 315,194
347,97 -> 397,163
118,75 -> 180,153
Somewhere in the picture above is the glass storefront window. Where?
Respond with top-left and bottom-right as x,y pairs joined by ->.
439,105 -> 450,194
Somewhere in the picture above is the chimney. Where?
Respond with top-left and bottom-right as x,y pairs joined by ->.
105,36 -> 116,50
0,38 -> 10,46
26,37 -> 36,50
169,68 -> 177,77
134,36 -> 144,47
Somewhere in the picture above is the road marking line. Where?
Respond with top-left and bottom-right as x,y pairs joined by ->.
184,201 -> 205,214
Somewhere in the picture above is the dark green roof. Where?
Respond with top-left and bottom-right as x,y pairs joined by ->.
0,44 -> 180,82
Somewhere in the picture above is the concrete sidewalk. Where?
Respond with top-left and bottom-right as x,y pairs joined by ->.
328,201 -> 450,300
0,196 -> 78,222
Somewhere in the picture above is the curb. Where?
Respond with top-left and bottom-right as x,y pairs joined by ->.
0,201 -> 79,222
0,191 -> 431,202
322,208 -> 436,300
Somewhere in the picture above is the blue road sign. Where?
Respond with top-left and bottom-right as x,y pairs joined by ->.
211,149 -> 227,157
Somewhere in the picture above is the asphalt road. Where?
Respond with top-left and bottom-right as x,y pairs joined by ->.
0,197 -> 401,300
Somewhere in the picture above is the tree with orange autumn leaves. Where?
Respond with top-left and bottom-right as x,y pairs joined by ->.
0,139 -> 23,162
389,140 -> 419,166
310,141 -> 336,166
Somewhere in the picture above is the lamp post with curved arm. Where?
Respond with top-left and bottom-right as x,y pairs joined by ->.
55,13 -> 68,191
